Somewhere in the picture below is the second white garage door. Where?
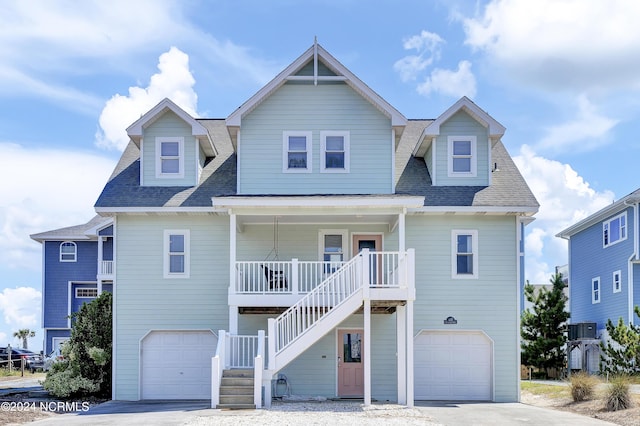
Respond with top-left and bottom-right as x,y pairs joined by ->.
141,330 -> 217,400
414,330 -> 492,400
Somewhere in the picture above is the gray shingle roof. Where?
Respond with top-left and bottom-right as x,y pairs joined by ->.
30,215 -> 112,242
94,117 -> 538,211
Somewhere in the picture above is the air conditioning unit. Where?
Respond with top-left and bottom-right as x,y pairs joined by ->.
568,322 -> 597,340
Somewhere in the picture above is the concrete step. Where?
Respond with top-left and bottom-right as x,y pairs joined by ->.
216,403 -> 256,410
220,385 -> 253,396
219,394 -> 254,405
222,369 -> 254,378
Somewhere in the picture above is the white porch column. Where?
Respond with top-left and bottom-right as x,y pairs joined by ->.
229,212 -> 236,294
398,210 -> 406,253
229,306 -> 238,334
97,236 -> 104,294
396,304 -> 407,405
364,298 -> 371,406
406,299 -> 414,407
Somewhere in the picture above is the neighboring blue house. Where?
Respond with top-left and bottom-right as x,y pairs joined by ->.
557,189 -> 640,332
31,216 -> 114,354
46,42 -> 538,407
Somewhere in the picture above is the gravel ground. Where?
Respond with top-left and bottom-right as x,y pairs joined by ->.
186,401 -> 440,426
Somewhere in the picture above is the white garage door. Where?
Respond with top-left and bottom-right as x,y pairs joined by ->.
415,330 -> 492,400
141,330 -> 217,400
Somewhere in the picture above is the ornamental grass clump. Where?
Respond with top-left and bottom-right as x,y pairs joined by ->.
606,376 -> 632,411
570,372 -> 598,402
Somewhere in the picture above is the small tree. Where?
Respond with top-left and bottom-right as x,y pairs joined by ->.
521,273 -> 570,378
13,329 -> 35,349
43,292 -> 112,398
600,306 -> 640,375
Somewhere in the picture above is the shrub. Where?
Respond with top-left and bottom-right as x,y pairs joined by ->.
606,376 -> 632,411
570,372 -> 598,402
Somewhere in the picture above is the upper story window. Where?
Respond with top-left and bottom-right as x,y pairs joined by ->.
156,137 -> 184,178
60,242 -> 77,262
603,212 -> 627,248
164,230 -> 190,278
321,131 -> 350,173
283,131 -> 312,173
613,270 -> 622,293
448,136 -> 477,177
452,230 -> 478,279
592,276 -> 600,304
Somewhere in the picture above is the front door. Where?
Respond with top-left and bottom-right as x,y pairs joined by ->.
352,234 -> 382,284
337,329 -> 364,397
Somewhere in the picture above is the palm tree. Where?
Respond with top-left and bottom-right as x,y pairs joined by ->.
13,329 -> 35,349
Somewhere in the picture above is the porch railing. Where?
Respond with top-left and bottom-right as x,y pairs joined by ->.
235,252 -> 408,295
99,260 -> 114,276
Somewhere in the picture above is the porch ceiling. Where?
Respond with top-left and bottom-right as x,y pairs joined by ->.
235,212 -> 399,228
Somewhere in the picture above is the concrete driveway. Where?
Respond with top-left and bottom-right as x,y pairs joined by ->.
24,400 -> 618,426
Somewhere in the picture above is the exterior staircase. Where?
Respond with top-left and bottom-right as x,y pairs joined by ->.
217,369 -> 256,409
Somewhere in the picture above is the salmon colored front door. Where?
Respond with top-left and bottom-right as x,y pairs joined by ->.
337,329 -> 364,397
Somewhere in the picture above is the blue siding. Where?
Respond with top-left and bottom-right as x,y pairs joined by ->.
569,206 -> 635,329
99,225 -> 113,236
45,329 -> 70,354
43,240 -> 98,329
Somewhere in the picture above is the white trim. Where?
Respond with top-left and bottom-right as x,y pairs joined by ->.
236,130 -> 242,194
67,281 -> 98,328
603,211 -> 627,248
111,216 -> 117,401
163,229 -> 190,279
390,129 -> 396,193
409,206 -> 538,215
592,276 -> 601,304
283,131 -> 312,173
320,131 -> 350,173
451,229 -> 479,279
75,287 -> 99,298
155,137 -> 185,179
140,138 -> 144,186
431,137 -> 437,186
613,270 -> 622,293
447,136 -> 477,177
213,195 -> 425,209
59,241 -> 77,262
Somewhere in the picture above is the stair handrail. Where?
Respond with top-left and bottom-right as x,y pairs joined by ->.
271,250 -> 366,356
211,329 -> 226,408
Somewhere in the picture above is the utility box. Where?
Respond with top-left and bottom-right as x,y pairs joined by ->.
569,322 -> 597,340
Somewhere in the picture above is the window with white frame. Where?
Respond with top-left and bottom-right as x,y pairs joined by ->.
448,136 -> 477,177
613,270 -> 622,293
164,230 -> 190,278
321,131 -> 349,172
156,137 -> 184,178
452,230 -> 478,279
75,287 -> 98,298
592,277 -> 601,304
320,230 -> 347,274
283,131 -> 312,172
603,212 -> 627,247
60,242 -> 77,262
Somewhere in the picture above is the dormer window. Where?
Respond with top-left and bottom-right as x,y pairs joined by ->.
283,131 -> 312,173
156,137 -> 184,178
448,136 -> 477,177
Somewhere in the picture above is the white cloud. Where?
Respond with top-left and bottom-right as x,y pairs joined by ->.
0,143 -> 116,270
0,287 -> 41,330
394,31 -> 445,82
417,60 -> 477,98
536,95 -> 619,154
515,145 -> 614,283
95,47 -> 198,151
463,0 -> 640,93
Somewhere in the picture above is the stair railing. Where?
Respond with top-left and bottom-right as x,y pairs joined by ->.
211,329 -> 226,408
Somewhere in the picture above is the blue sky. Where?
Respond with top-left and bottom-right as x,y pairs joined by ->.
1,0 -> 638,351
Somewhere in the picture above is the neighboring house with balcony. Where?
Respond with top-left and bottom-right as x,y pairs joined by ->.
92,42 -> 538,407
557,189 -> 640,373
31,216 -> 114,355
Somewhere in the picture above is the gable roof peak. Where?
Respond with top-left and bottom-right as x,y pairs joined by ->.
226,42 -> 407,144
127,98 -> 216,157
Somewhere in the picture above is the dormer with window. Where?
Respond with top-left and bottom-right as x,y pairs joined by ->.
413,97 -> 505,187
127,98 -> 216,187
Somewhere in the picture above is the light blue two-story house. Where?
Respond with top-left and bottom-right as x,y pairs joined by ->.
557,189 -> 640,333
31,216 -> 114,355
93,42 -> 538,407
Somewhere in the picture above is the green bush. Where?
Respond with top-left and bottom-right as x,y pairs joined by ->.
570,372 -> 598,402
606,376 -> 632,411
43,292 -> 112,398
